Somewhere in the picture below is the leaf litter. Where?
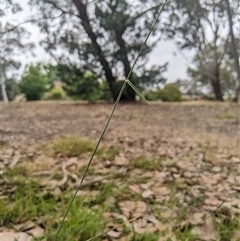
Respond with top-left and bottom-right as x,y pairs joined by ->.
1,102 -> 240,240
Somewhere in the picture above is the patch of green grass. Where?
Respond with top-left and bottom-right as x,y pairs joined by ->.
96,146 -> 120,160
213,211 -> 240,241
1,165 -> 107,241
188,195 -> 206,209
90,181 -> 116,206
130,156 -> 162,171
134,176 -> 150,184
46,203 -> 105,241
214,112 -> 239,120
1,177 -> 56,225
50,136 -> 95,157
130,232 -> 160,241
174,223 -> 197,241
4,165 -> 29,178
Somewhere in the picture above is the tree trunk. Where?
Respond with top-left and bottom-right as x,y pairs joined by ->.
0,69 -> 9,103
115,30 -> 136,101
209,62 -> 223,101
225,0 -> 240,102
72,0 -> 135,101
72,0 -> 116,98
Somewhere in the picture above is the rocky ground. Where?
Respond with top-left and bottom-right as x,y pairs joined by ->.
0,101 -> 240,241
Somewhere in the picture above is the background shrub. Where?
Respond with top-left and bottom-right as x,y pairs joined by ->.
157,84 -> 182,102
50,87 -> 65,100
145,84 -> 182,102
202,94 -> 216,101
19,64 -> 49,101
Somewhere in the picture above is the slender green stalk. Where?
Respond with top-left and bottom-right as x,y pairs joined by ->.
53,81 -> 127,241
54,1 -> 169,240
86,213 -> 143,241
126,79 -> 162,114
125,0 -> 168,81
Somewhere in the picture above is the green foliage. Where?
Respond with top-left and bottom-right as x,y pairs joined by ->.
29,0 -> 167,101
183,43 -> 237,98
158,84 -> 182,102
50,87 -> 65,100
0,78 -> 19,101
202,94 -> 216,101
145,84 -> 182,102
130,232 -> 160,241
55,64 -> 103,102
19,63 -> 49,101
1,165 -> 105,241
214,112 -> 239,120
50,136 -> 94,158
99,81 -> 112,101
130,156 -> 162,171
144,90 -> 159,101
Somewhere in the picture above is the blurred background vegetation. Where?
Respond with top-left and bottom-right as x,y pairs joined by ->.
1,0 -> 239,103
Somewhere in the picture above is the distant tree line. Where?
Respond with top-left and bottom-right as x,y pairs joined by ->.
1,0 -> 239,102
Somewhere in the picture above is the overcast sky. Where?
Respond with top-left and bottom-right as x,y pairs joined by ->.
7,0 -> 193,82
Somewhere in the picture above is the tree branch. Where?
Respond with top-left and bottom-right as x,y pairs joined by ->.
0,19 -> 38,36
126,4 -> 162,26
44,0 -> 78,17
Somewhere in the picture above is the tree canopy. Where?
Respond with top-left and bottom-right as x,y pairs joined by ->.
28,0 -> 168,101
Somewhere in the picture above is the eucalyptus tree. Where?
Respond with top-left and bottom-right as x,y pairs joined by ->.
163,0 -> 236,101
1,0 -> 34,102
28,0 -> 167,101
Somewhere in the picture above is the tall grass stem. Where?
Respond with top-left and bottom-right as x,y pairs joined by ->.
54,1 -> 169,240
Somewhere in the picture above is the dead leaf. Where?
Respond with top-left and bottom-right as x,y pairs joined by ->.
134,201 -> 147,217
0,232 -> 32,241
119,201 -> 135,217
14,221 -> 36,232
108,230 -> 121,238
232,231 -> 240,241
27,226 -> 44,238
204,198 -> 220,206
65,157 -> 78,168
155,222 -> 167,231
153,186 -> 170,196
129,184 -> 141,194
141,189 -> 154,198
114,153 -> 128,166
191,216 -> 217,241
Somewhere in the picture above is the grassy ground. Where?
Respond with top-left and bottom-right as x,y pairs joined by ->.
1,102 -> 240,240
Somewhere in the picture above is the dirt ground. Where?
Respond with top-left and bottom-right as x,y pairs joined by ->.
1,101 -> 239,145
1,101 -> 240,240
